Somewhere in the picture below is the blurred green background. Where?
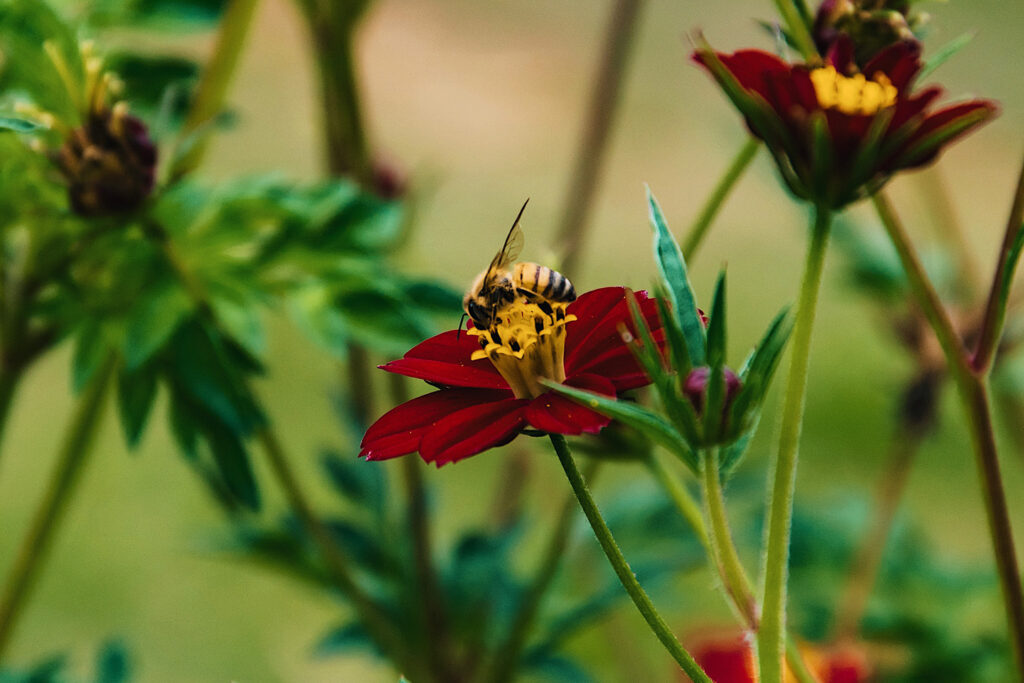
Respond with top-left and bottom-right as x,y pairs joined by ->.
2,0 -> 1024,680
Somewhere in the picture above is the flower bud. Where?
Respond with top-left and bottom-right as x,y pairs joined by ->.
57,103 -> 157,216
813,0 -> 922,68
683,365 -> 741,416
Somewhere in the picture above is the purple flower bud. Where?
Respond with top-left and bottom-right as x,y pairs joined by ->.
683,366 -> 741,416
57,105 -> 157,216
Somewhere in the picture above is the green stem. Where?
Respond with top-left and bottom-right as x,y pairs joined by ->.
772,0 -> 818,61
701,449 -> 758,627
758,206 -> 831,683
549,434 -> 711,682
257,428 -> 418,677
646,452 -> 709,551
872,191 -> 1024,679
648,455 -> 820,683
0,366 -> 22,459
174,0 -> 262,176
555,0 -> 644,277
973,156 -> 1024,374
484,465 -> 593,683
682,139 -> 760,262
0,353 -> 117,660
833,424 -> 924,641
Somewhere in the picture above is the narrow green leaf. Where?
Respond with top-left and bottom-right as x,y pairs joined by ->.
705,271 -> 727,368
730,307 -> 793,431
919,32 -> 974,82
647,187 -> 705,366
998,224 -> 1024,315
542,379 -> 698,473
624,289 -> 667,383
72,322 -> 108,393
205,420 -> 260,511
118,365 -> 159,449
654,288 -> 692,377
0,116 -> 41,132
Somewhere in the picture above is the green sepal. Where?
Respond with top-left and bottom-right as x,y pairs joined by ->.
896,106 -> 995,169
647,187 -> 705,366
729,306 -> 793,434
653,286 -> 693,378
809,112 -> 835,207
705,271 -> 727,369
542,379 -> 699,474
623,289 -> 667,383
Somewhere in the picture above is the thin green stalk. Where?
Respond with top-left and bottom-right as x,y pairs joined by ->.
772,0 -> 817,61
0,353 -> 117,660
759,206 -> 831,683
702,449 -> 758,627
484,466 -> 594,683
682,138 -> 760,262
257,428 -> 418,677
174,0 -> 262,176
549,434 -> 711,682
648,454 -> 820,683
646,452 -> 709,551
556,0 -> 644,277
833,426 -> 924,641
872,191 -> 1024,679
0,366 -> 22,459
974,156 -> 1024,374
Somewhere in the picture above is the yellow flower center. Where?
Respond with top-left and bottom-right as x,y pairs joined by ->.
809,65 -> 897,116
469,300 -> 577,399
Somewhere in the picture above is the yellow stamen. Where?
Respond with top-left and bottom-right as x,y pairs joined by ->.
469,300 -> 577,399
809,65 -> 897,116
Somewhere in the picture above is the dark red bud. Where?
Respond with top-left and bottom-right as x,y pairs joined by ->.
371,157 -> 408,200
683,365 -> 741,415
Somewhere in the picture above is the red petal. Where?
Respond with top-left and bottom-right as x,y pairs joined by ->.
566,290 -> 661,377
525,374 -> 615,435
381,329 -> 508,389
360,388 -> 512,460
894,99 -> 998,168
695,49 -> 793,101
862,42 -> 922,91
419,398 -> 528,466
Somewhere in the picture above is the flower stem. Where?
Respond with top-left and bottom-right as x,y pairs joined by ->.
484,464 -> 594,683
549,434 -> 711,682
556,0 -> 644,277
772,0 -> 818,61
973,155 -> 1024,374
701,449 -> 758,627
257,427 -> 417,676
0,352 -> 117,660
759,206 -> 831,683
833,424 -> 924,641
872,190 -> 1024,679
0,366 -> 22,461
174,0 -> 261,176
682,138 -> 760,262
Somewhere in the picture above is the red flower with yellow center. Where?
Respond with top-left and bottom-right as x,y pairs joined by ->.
360,287 -> 662,466
690,633 -> 871,683
693,39 -> 997,209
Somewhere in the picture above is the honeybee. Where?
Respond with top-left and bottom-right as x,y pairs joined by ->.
462,199 -> 577,330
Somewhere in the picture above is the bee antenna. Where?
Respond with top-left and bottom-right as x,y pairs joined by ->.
456,312 -> 468,341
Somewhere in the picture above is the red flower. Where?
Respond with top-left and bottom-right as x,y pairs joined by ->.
360,287 -> 661,466
693,40 -> 997,209
688,633 -> 872,683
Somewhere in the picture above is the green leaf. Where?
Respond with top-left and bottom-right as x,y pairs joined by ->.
998,224 -> 1024,316
313,622 -> 375,658
123,285 -> 192,370
72,322 -> 109,393
210,294 -> 266,358
204,419 -> 260,511
128,0 -> 230,25
118,365 -> 159,448
322,452 -> 387,516
624,290 -> 667,384
654,286 -> 692,377
705,271 -> 727,368
729,307 -> 793,439
543,380 -> 698,473
94,640 -> 130,683
105,52 -> 199,114
647,187 -> 705,366
0,116 -> 42,132
919,33 -> 974,82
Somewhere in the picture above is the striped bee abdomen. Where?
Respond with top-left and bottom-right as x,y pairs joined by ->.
514,262 -> 577,303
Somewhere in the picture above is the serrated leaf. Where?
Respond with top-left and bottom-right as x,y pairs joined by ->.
542,379 -> 698,473
647,188 -> 705,366
118,365 -> 159,448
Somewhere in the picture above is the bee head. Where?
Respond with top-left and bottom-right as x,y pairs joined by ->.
465,299 -> 491,329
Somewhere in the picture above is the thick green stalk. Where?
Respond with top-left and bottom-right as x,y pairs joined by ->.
484,467 -> 592,683
872,191 -> 1024,678
556,0 -> 644,277
550,434 -> 711,682
175,0 -> 261,176
0,353 -> 117,660
702,449 -> 758,627
759,207 -> 831,683
771,0 -> 817,61
682,139 -> 760,262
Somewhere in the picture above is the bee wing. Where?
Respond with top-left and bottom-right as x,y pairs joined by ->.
487,199 -> 528,273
